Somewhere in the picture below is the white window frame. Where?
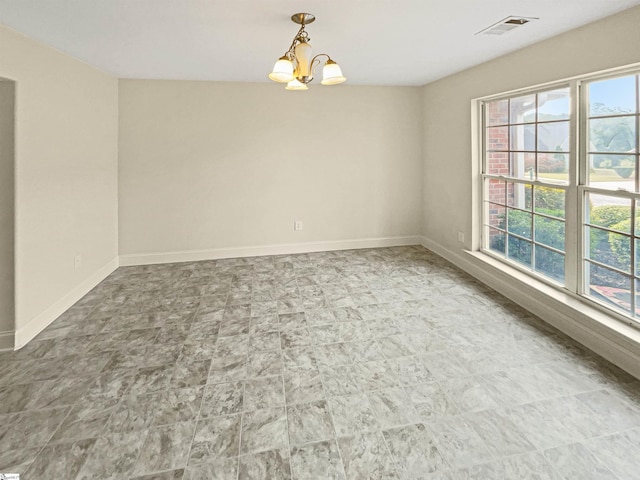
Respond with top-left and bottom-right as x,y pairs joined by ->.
477,64 -> 640,328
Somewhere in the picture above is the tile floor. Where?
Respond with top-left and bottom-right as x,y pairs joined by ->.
1,246 -> 640,479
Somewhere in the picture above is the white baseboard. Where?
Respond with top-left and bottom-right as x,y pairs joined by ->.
0,330 -> 13,351
119,236 -> 423,266
14,257 -> 120,349
420,236 -> 640,380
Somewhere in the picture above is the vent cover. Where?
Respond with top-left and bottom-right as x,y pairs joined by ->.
477,16 -> 538,36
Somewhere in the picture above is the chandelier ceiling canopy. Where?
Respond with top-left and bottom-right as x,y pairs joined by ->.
268,13 -> 346,91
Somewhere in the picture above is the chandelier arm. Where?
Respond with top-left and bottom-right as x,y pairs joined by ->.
285,24 -> 307,57
309,53 -> 332,76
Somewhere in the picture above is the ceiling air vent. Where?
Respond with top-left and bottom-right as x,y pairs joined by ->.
476,16 -> 538,36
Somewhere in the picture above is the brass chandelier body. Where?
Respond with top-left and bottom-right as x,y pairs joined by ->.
268,13 -> 346,91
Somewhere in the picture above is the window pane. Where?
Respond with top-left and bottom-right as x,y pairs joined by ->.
486,152 -> 509,175
537,153 -> 569,184
508,235 -> 532,267
510,124 -> 535,151
486,99 -> 509,126
507,209 -> 532,239
487,227 -> 505,255
535,216 -> 565,251
535,245 -> 565,282
510,94 -> 536,123
538,88 -> 570,121
589,76 -> 637,116
586,194 -> 631,228
586,262 -> 632,315
506,183 -> 532,210
534,187 -> 565,219
588,154 -> 636,190
586,227 -> 631,272
487,179 -> 506,205
487,126 -> 509,152
509,152 -> 535,180
486,203 -> 506,229
589,116 -> 636,153
636,238 -> 640,275
538,121 -> 570,152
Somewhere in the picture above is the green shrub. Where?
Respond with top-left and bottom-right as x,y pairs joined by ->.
590,205 -> 630,228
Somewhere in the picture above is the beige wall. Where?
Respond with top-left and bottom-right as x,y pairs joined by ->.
421,6 -> 640,251
0,25 -> 119,338
0,80 -> 15,348
118,81 -> 423,259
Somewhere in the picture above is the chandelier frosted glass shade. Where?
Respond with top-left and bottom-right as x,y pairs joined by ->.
268,56 -> 294,83
321,60 -> 346,85
285,79 -> 308,91
268,13 -> 346,90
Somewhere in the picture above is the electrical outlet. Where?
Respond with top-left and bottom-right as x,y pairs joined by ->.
457,231 -> 465,243
294,220 -> 303,231
74,255 -> 82,270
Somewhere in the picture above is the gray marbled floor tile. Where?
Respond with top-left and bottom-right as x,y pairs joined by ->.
244,375 -> 285,411
315,343 -> 353,368
208,355 -> 247,384
465,409 -> 536,458
0,442 -> 42,475
76,430 -> 147,480
328,393 -> 379,437
476,370 -> 533,407
287,400 -> 335,446
305,309 -> 338,325
0,381 -> 43,413
280,327 -> 313,348
241,407 -> 288,454
185,457 -> 238,479
382,423 -> 447,477
239,448 -> 292,480
50,397 -> 118,443
128,364 -> 174,395
130,469 -> 185,480
353,360 -> 398,391
153,387 -> 203,426
540,394 -> 615,440
419,351 -> 470,380
200,381 -> 244,418
105,392 -> 164,433
424,416 -> 493,470
405,382 -> 458,419
0,406 -> 70,448
141,343 -> 183,368
367,387 -> 420,429
544,442 -> 619,479
278,312 -> 308,330
178,341 -> 217,362
250,331 -> 281,352
576,388 -> 640,432
584,432 -> 640,480
284,370 -> 325,405
82,368 -> 136,403
26,438 -> 95,479
247,350 -> 283,378
321,365 -> 362,396
376,335 -> 417,359
387,356 -> 434,386
440,377 -> 499,413
133,421 -> 196,476
250,315 -> 280,334
282,346 -> 318,372
347,340 -> 386,363
189,414 -> 242,464
290,440 -> 346,480
216,335 -> 250,357
338,432 -> 399,479
171,359 -> 211,388
443,451 -> 562,480
502,402 -> 580,450
219,317 -> 251,336
621,427 -> 640,447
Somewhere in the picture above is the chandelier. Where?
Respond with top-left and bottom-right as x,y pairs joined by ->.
268,13 -> 346,91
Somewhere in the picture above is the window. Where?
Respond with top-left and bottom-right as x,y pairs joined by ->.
480,69 -> 640,325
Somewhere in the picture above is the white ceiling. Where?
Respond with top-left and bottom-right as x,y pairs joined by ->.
1,0 -> 639,86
